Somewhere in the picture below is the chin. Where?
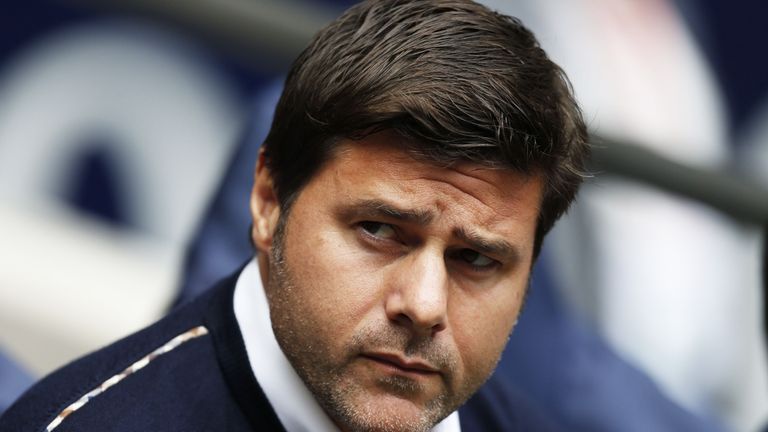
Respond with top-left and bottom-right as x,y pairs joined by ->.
324,378 -> 447,432
333,400 -> 435,432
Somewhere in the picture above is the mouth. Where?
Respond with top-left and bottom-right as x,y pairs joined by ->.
361,353 -> 440,377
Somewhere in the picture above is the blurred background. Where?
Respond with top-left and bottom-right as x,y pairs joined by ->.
0,0 -> 767,431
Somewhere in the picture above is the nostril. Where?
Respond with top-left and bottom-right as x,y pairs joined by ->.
390,307 -> 447,336
393,312 -> 413,328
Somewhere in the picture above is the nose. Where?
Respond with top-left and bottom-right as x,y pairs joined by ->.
385,249 -> 448,336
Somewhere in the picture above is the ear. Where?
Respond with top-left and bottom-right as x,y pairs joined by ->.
250,148 -> 281,254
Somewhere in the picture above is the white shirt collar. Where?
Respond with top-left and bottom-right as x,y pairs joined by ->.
233,259 -> 462,432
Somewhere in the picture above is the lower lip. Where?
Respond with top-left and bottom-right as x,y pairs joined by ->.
362,355 -> 438,379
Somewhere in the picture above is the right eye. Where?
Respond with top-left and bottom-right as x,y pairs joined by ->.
358,221 -> 397,240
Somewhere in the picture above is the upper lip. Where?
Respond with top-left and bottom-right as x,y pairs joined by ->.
363,352 -> 440,374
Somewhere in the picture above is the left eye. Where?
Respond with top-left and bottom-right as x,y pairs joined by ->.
455,249 -> 497,269
359,221 -> 397,240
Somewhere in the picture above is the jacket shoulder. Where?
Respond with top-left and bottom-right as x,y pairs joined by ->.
0,276 -> 253,432
459,371 -> 564,431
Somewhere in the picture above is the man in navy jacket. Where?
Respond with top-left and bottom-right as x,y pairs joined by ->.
0,1 -> 589,430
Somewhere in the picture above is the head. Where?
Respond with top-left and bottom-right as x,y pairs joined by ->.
250,1 -> 588,431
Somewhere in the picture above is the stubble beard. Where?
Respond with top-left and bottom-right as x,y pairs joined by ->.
265,219 -> 481,432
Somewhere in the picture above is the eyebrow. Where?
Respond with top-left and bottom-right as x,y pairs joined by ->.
453,227 -> 519,262
344,199 -> 435,225
343,199 -> 520,261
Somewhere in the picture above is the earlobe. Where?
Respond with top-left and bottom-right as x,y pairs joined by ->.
250,149 -> 281,253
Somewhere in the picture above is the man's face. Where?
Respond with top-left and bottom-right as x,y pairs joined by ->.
252,132 -> 542,432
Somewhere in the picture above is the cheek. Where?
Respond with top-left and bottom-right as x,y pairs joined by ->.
450,285 -> 525,383
282,219 -> 384,334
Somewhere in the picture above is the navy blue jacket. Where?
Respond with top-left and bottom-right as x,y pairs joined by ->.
0,271 -> 561,432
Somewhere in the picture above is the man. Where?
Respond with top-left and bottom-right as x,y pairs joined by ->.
0,0 -> 588,431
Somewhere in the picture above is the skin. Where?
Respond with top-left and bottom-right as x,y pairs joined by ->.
250,131 -> 543,432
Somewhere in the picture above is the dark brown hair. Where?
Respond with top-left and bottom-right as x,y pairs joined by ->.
262,0 -> 589,257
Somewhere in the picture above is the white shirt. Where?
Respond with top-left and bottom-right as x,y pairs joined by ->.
233,259 -> 461,432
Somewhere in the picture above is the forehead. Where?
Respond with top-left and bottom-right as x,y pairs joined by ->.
306,132 -> 543,243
